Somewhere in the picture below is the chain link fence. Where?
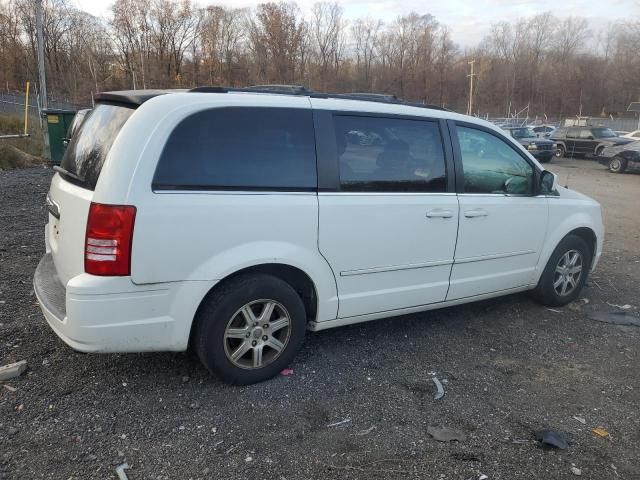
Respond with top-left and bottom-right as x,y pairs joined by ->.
487,115 -> 640,133
0,91 -> 89,118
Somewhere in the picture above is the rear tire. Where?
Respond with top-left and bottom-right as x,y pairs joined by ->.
532,235 -> 592,307
608,156 -> 628,173
192,273 -> 306,385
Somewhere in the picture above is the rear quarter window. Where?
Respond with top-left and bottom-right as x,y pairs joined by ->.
60,104 -> 134,190
153,107 -> 317,191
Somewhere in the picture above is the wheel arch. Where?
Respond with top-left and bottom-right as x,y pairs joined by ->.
221,263 -> 319,323
534,221 -> 600,285
595,143 -> 607,155
569,226 -> 597,260
188,262 -> 322,346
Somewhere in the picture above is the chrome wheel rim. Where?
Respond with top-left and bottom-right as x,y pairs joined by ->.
610,158 -> 621,171
554,249 -> 583,296
223,299 -> 291,370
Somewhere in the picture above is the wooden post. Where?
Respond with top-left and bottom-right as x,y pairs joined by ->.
24,81 -> 30,136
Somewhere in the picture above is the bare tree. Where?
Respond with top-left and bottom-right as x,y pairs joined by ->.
351,16 -> 382,90
434,26 -> 457,106
554,16 -> 590,61
0,0 -> 636,118
248,2 -> 305,84
310,2 -> 343,90
201,6 -> 245,85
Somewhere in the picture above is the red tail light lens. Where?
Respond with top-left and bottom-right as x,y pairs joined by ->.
85,202 -> 136,276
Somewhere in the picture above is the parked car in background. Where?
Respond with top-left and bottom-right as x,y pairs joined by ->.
62,108 -> 91,148
622,130 -> 640,140
502,126 -> 556,163
551,126 -> 633,158
530,124 -> 556,138
598,140 -> 640,173
34,87 -> 604,385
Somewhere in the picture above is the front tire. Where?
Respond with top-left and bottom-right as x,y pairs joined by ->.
555,145 -> 565,158
532,235 -> 592,307
608,156 -> 627,173
192,273 -> 307,385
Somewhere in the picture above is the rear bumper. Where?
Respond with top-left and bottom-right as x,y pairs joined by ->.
34,253 -> 214,353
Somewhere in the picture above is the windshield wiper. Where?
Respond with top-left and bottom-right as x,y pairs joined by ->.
53,165 -> 86,184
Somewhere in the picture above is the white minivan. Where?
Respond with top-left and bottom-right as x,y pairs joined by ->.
34,87 -> 604,385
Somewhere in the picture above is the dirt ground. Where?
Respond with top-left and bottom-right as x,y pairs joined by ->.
0,159 -> 639,480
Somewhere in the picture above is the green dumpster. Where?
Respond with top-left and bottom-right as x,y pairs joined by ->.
43,109 -> 76,164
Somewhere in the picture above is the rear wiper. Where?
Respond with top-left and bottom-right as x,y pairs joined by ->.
53,165 -> 86,184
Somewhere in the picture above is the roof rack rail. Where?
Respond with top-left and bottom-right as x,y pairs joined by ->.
189,86 -> 229,93
333,92 -> 399,102
188,85 -> 312,96
401,100 -> 448,112
187,85 -> 448,111
319,92 -> 447,111
248,85 -> 310,94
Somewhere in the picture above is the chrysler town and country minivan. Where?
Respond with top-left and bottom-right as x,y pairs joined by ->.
34,87 -> 604,385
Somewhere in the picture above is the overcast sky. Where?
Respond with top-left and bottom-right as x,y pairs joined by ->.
74,0 -> 639,46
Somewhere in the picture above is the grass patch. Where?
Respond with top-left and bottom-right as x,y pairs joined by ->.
0,144 -> 42,169
0,114 -> 46,169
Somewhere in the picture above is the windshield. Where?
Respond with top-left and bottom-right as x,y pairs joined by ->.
510,128 -> 536,139
592,128 -> 617,138
59,104 -> 134,190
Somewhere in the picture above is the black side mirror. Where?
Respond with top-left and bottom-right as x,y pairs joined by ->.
539,170 -> 558,195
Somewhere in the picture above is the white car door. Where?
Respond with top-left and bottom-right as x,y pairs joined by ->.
447,123 -> 548,300
316,111 -> 459,318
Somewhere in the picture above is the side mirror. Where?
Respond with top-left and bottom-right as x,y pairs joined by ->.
540,170 -> 558,195
588,135 -> 595,140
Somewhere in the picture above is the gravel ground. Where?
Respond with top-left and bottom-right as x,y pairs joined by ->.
1,160 -> 639,480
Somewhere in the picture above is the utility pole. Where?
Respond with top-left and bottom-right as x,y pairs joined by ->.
467,59 -> 476,116
35,0 -> 50,159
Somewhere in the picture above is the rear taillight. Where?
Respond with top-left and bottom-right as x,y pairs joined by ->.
85,202 -> 136,276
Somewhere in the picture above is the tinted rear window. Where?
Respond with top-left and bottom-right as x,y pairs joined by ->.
333,115 -> 447,192
59,104 -> 134,190
566,128 -> 578,139
591,127 -> 616,138
153,107 -> 317,190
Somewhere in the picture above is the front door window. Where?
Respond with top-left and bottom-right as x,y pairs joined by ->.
456,126 -> 534,195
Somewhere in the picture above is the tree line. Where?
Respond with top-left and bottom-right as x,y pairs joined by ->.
0,0 -> 638,118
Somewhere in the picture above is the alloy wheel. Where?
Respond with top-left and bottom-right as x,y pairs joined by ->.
223,299 -> 292,369
553,249 -> 583,296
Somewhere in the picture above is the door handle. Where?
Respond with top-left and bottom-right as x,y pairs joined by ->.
464,208 -> 488,218
426,209 -> 454,218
